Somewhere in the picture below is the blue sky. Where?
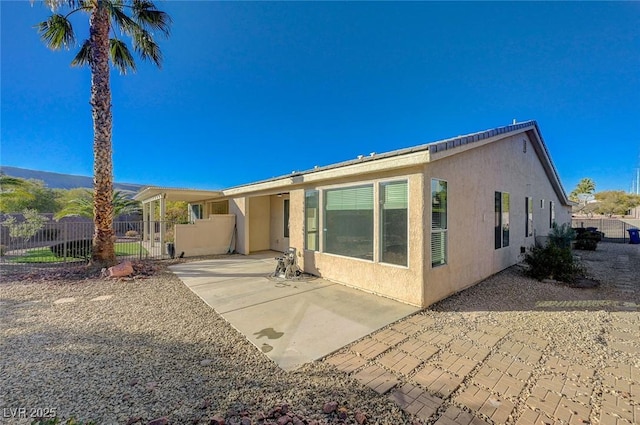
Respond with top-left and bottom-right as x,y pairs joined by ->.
2,1 -> 639,193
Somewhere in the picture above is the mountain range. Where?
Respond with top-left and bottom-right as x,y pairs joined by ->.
0,166 -> 146,192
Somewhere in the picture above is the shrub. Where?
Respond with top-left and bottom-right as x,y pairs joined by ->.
523,223 -> 585,283
523,243 -> 584,283
548,222 -> 575,249
2,209 -> 49,243
125,230 -> 139,237
50,239 -> 93,259
574,230 -> 600,251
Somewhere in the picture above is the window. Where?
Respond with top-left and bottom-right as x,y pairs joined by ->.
189,204 -> 203,222
550,201 -> 555,227
526,197 -> 533,237
380,180 -> 408,266
495,192 -> 509,249
304,190 -> 319,250
323,185 -> 373,260
208,200 -> 229,215
283,199 -> 290,238
431,179 -> 447,267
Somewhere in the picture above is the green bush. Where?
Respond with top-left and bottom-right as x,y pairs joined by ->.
548,222 -> 576,249
523,243 -> 584,283
574,230 -> 600,250
523,223 -> 585,283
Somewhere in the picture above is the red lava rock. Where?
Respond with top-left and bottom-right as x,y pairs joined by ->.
268,407 -> 282,418
280,404 -> 289,415
337,407 -> 348,420
146,417 -> 168,425
276,416 -> 291,425
209,415 -> 225,425
322,401 -> 338,414
108,260 -> 134,278
355,411 -> 367,424
126,416 -> 142,425
240,418 -> 251,425
292,418 -> 305,425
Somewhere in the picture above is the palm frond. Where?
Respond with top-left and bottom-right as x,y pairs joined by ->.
54,189 -> 93,219
0,175 -> 28,190
109,38 -> 137,74
105,1 -> 138,36
42,0 -> 82,12
71,39 -> 91,67
35,14 -> 75,50
132,27 -> 162,67
55,190 -> 141,219
132,0 -> 171,37
112,191 -> 142,216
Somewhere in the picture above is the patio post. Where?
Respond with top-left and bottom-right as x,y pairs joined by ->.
159,194 -> 166,247
142,202 -> 150,243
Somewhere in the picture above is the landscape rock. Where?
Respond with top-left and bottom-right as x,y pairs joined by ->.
1,242 -> 637,425
209,415 -> 225,425
108,260 -> 134,278
355,411 -> 367,424
322,401 -> 338,414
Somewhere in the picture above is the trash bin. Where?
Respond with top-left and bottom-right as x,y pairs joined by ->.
628,228 -> 640,244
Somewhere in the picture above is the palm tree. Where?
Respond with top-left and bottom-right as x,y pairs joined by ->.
55,189 -> 142,219
569,178 -> 596,207
0,175 -> 35,212
35,0 -> 171,266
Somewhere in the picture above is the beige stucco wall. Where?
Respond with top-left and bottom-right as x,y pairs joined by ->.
422,133 -> 570,306
214,129 -> 569,308
174,215 -> 235,256
270,195 -> 290,252
229,197 -> 248,254
249,195 -> 271,252
290,168 -> 426,307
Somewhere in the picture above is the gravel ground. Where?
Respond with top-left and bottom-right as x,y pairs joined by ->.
1,242 -> 638,425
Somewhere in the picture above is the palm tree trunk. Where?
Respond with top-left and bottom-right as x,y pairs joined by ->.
89,3 -> 116,266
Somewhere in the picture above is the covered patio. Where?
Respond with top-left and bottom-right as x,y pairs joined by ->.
133,186 -> 228,255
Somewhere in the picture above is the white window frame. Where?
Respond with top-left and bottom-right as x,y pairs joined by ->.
431,178 -> 448,268
379,179 -> 409,267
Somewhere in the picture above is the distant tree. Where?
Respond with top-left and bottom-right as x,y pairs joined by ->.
0,177 -> 61,213
35,0 -> 171,266
163,201 -> 189,224
0,175 -> 34,212
2,209 -> 49,245
55,189 -> 141,219
569,178 -> 596,206
592,191 -> 640,216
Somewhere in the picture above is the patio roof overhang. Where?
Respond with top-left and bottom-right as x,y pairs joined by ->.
134,186 -> 223,203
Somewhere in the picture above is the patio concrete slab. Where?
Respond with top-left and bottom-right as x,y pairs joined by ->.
170,252 -> 419,370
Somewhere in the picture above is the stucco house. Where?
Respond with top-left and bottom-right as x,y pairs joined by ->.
135,120 -> 571,307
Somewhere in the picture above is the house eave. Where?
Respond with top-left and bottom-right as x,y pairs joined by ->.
221,150 -> 431,197
133,187 -> 223,203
